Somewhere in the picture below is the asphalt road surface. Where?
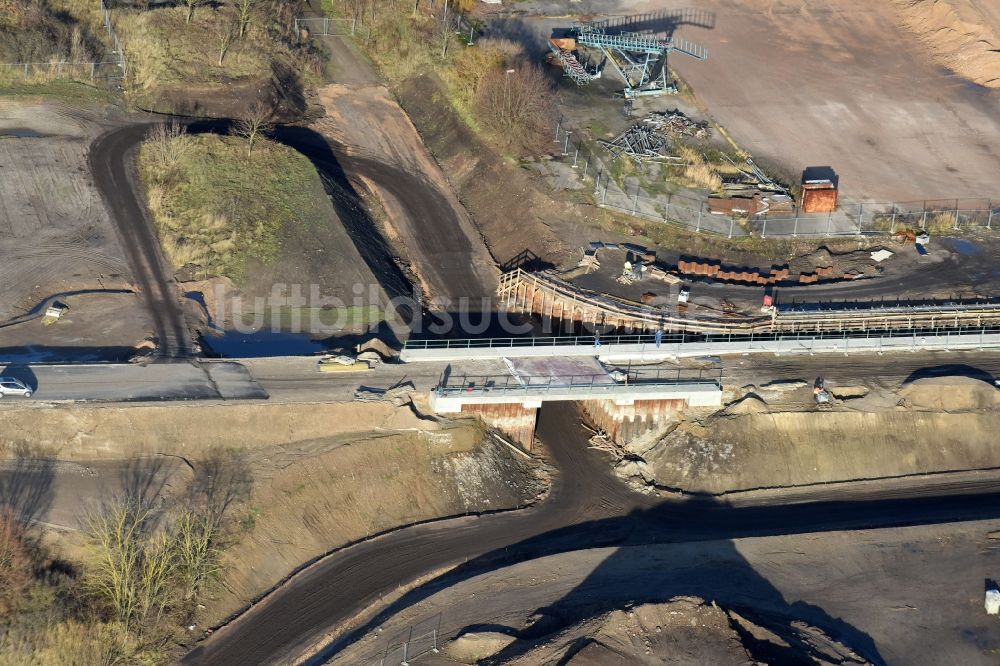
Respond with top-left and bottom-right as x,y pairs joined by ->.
182,402 -> 1000,666
89,124 -> 194,358
0,362 -> 264,402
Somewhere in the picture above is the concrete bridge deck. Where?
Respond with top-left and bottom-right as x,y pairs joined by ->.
403,327 -> 1000,363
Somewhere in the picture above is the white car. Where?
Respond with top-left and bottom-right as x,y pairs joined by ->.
0,377 -> 32,398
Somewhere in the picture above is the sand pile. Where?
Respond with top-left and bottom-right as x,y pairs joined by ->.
892,0 -> 1000,87
727,393 -> 768,414
898,376 -> 1000,410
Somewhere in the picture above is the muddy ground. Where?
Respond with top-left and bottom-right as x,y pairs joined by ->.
332,519 -> 1000,665
485,0 -> 1000,201
0,101 -> 152,356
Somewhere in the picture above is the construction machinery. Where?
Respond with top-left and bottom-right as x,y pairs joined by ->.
813,377 -> 832,410
548,22 -> 707,99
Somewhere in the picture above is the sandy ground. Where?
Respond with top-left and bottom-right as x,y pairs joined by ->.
0,101 -> 137,324
486,0 -> 1000,201
331,518 -> 1000,665
626,375 -> 1000,494
0,398 -> 542,628
893,0 -> 1000,88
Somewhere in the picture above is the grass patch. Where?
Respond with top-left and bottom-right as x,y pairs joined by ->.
138,131 -> 327,282
115,0 -> 322,98
118,6 -> 272,90
0,79 -> 114,106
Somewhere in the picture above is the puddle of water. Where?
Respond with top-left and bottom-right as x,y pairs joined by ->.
0,128 -> 46,138
943,238 -> 980,255
199,330 -> 326,358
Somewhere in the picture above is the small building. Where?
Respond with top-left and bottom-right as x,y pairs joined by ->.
801,179 -> 838,213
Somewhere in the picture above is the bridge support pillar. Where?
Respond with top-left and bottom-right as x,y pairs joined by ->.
581,398 -> 688,443
460,403 -> 538,451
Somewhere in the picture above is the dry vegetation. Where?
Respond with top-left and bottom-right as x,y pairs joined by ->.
137,123 -> 326,281
115,0 -> 321,93
328,0 -> 556,156
0,449 -> 252,665
0,0 -> 105,84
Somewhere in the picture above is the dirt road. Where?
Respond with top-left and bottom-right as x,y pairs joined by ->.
89,123 -> 194,358
182,402 -> 1000,665
306,30 -> 499,307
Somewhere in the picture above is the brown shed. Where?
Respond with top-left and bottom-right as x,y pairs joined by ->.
801,180 -> 838,213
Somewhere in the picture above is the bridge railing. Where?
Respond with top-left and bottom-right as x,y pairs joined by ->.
435,368 -> 722,396
407,323 -> 1000,353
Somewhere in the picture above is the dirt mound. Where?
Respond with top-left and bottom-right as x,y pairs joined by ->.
892,0 -> 1000,87
727,393 -> 768,414
469,597 -> 871,665
898,376 -> 1000,411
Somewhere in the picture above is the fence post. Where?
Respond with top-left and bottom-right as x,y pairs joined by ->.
760,218 -> 766,239
988,205 -> 993,230
554,120 -> 560,143
562,131 -> 571,155
572,146 -> 579,168
23,63 -> 28,80
857,202 -> 863,236
90,62 -> 96,79
826,210 -> 832,236
792,215 -> 798,237
632,184 -> 639,215
352,17 -> 357,35
728,217 -> 734,239
603,177 -> 609,205
921,210 -> 927,229
695,206 -> 702,233
890,206 -> 897,234
324,17 -> 329,34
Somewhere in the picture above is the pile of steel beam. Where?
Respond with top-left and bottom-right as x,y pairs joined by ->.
599,125 -> 676,164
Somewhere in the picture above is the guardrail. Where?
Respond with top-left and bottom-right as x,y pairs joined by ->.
436,368 -> 722,396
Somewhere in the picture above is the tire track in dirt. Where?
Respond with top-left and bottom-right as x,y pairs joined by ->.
89,124 -> 194,358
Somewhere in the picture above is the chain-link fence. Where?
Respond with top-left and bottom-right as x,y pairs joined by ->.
374,621 -> 442,666
1,1 -> 127,86
553,120 -> 1000,239
294,16 -> 356,36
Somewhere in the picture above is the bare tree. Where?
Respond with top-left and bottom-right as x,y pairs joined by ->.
183,0 -> 206,23
171,510 -> 221,603
234,0 -> 256,39
232,101 -> 274,158
84,501 -> 175,633
475,63 -> 557,156
215,11 -> 239,67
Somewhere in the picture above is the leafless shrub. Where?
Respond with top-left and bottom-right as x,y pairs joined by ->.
232,101 -> 274,158
0,508 -> 32,620
475,62 -> 557,157
144,121 -> 191,177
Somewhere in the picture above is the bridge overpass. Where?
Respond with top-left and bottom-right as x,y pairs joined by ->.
430,369 -> 723,448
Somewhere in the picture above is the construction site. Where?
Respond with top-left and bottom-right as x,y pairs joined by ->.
3,0 -> 1000,664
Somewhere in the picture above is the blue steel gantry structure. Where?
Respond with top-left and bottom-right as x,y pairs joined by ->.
548,22 -> 707,99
